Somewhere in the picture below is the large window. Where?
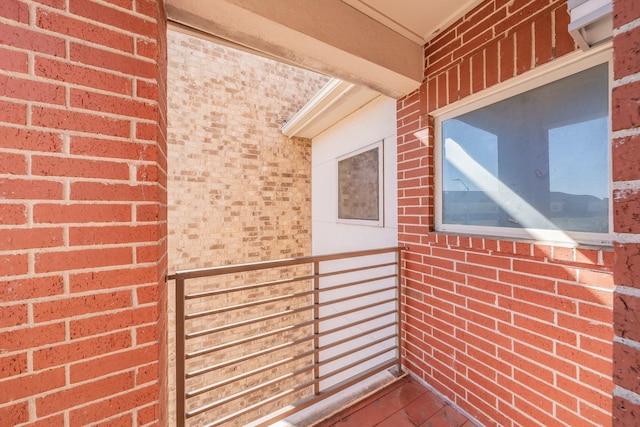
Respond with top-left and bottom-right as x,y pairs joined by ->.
436,52 -> 611,245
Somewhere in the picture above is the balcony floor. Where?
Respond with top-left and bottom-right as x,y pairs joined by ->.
313,376 -> 472,427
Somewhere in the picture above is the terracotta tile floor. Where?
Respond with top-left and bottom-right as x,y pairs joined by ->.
313,376 -> 472,427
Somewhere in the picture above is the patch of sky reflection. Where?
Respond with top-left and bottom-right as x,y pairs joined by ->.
442,120 -> 497,192
549,117 -> 609,200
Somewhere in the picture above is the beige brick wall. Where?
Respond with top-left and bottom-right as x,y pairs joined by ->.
167,30 -> 330,425
168,30 -> 329,272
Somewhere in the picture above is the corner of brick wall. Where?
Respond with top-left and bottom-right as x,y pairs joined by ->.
397,0 -> 620,426
611,0 -> 640,424
0,0 -> 167,425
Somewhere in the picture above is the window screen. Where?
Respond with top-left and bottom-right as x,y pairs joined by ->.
440,63 -> 609,240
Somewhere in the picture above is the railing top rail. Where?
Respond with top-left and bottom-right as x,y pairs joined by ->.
168,246 -> 406,281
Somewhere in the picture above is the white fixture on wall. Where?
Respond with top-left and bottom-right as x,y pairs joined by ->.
568,0 -> 613,51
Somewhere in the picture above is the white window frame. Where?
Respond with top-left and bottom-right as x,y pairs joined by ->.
336,140 -> 384,227
434,44 -> 613,246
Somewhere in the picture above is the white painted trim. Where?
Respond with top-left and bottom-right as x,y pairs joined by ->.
283,79 -> 353,136
568,0 -> 613,51
282,78 -> 380,139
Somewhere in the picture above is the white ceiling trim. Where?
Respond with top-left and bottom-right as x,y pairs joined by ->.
341,0 -> 486,43
342,0 -> 424,44
282,78 -> 380,139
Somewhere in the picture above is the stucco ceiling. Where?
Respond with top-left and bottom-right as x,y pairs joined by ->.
165,0 -> 482,97
341,0 -> 483,43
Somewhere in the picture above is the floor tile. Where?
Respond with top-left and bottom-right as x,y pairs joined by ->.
419,405 -> 470,427
401,390 -> 447,424
312,376 -> 471,427
375,410 -> 425,427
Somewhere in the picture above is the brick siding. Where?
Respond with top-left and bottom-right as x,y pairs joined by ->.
0,0 -> 167,425
397,0 -> 618,425
611,0 -> 640,424
167,30 -> 329,271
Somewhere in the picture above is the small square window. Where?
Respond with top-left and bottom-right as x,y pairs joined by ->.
436,54 -> 611,245
337,142 -> 383,226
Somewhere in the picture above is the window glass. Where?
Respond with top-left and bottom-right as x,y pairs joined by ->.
441,63 -> 609,237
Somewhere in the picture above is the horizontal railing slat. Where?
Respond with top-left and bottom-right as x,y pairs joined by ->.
185,297 -> 396,358
185,310 -> 397,379
174,246 -> 405,427
169,246 -> 404,280
183,260 -> 397,300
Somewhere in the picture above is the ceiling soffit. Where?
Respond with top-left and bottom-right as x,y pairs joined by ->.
165,0 -> 483,97
341,0 -> 484,44
165,0 -> 423,98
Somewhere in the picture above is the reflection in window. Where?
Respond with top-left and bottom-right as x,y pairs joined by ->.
441,63 -> 609,237
338,144 -> 382,223
443,120 -> 498,192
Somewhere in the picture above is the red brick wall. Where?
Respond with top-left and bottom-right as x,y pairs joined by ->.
611,0 -> 640,424
0,0 -> 168,425
397,0 -> 617,425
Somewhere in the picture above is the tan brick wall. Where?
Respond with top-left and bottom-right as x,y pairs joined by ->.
167,30 -> 329,271
166,30 -> 329,425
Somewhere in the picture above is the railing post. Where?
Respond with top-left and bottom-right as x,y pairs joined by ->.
176,277 -> 186,427
313,260 -> 320,395
395,248 -> 404,374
